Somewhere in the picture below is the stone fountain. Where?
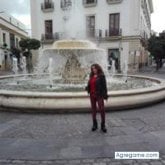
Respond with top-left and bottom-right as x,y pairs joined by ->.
0,2 -> 165,112
0,39 -> 165,112
37,40 -> 107,84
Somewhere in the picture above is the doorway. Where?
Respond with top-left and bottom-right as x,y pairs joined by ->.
108,49 -> 120,72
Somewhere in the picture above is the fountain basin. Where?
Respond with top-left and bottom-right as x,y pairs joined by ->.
0,75 -> 165,113
51,39 -> 102,50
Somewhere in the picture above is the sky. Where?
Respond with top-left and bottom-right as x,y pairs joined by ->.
0,0 -> 164,34
0,0 -> 30,30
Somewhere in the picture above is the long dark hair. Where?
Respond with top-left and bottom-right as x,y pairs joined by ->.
90,63 -> 104,78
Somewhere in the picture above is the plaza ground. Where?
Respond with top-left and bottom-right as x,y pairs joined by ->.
0,66 -> 165,165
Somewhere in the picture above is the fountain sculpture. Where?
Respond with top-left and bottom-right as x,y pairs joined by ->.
37,40 -> 107,84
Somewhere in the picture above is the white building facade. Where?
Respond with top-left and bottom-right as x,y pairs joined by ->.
0,12 -> 28,70
30,0 -> 153,72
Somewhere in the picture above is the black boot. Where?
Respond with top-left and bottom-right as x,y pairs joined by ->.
101,122 -> 107,133
92,119 -> 98,131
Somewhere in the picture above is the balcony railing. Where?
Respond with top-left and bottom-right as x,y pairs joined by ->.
41,2 -> 54,12
41,32 -> 65,43
105,28 -> 122,37
86,28 -> 122,39
107,0 -> 123,4
41,29 -> 122,44
61,0 -> 72,10
83,0 -> 97,7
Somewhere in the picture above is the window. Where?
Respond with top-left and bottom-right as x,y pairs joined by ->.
61,0 -> 72,10
83,0 -> 97,7
45,20 -> 53,39
86,0 -> 95,4
108,49 -> 120,71
109,13 -> 120,36
86,16 -> 95,37
10,33 -> 15,49
3,33 -> 6,44
44,0 -> 53,9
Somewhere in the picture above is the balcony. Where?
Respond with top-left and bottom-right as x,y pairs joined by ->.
107,0 -> 123,4
83,0 -> 97,7
41,29 -> 122,44
96,29 -> 122,40
86,28 -> 122,41
61,0 -> 72,10
106,28 -> 122,37
41,2 -> 54,12
41,32 -> 65,44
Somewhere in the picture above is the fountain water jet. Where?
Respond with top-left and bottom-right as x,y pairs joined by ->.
12,57 -> 18,75
37,40 -> 108,84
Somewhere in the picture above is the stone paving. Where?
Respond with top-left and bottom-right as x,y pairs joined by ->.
0,67 -> 165,164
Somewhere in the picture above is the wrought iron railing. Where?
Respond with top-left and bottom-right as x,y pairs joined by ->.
41,2 -> 54,11
61,0 -> 72,10
41,32 -> 65,42
41,29 -> 122,43
105,28 -> 122,37
83,0 -> 97,7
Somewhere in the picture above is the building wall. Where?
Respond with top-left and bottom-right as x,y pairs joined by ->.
0,12 -> 28,70
30,0 -> 153,73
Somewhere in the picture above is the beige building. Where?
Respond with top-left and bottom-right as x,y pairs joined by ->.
30,0 -> 153,73
0,12 -> 28,70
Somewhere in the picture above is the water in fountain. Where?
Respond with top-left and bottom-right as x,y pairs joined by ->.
109,60 -> 116,77
20,56 -> 27,74
35,0 -> 108,85
37,40 -> 108,85
12,57 -> 18,74
64,0 -> 86,39
48,58 -> 54,88
0,39 -> 159,92
123,60 -> 128,82
11,57 -> 20,85
0,0 -> 159,93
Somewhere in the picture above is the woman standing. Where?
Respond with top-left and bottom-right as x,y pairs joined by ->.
86,64 -> 108,133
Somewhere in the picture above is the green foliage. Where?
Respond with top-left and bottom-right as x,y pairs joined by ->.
148,31 -> 165,70
19,38 -> 41,51
148,32 -> 165,60
3,43 -> 7,48
19,38 -> 41,73
11,47 -> 20,53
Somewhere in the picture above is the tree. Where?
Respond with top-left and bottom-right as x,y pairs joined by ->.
148,32 -> 165,71
19,38 -> 41,73
3,43 -> 7,48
